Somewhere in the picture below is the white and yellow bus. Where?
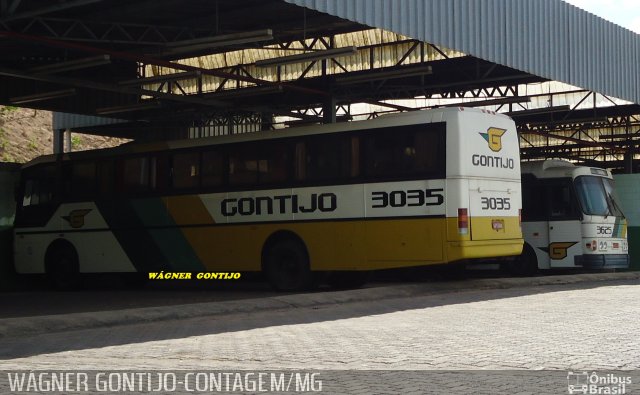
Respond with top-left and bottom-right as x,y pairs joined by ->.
517,159 -> 629,274
14,107 -> 523,290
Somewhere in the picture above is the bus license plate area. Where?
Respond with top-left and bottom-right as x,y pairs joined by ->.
598,240 -> 610,251
492,219 -> 505,232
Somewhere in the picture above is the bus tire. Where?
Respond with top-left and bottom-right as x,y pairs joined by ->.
263,239 -> 314,291
45,241 -> 81,290
326,271 -> 370,290
508,243 -> 538,277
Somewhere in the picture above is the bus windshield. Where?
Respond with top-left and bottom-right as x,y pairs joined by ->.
574,176 -> 624,217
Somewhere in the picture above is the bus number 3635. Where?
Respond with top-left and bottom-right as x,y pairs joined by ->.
480,197 -> 511,210
371,189 -> 444,208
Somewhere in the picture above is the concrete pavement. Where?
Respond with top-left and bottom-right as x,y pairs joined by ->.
1,271 -> 638,339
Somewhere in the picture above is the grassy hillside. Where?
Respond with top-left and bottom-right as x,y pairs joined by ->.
0,106 -> 125,163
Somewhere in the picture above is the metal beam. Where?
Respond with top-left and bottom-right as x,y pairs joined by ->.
0,0 -> 103,23
10,16 -> 213,46
438,96 -> 531,108
10,88 -> 77,104
0,30 -> 329,98
0,65 -> 229,108
29,54 -> 111,74
519,127 -> 625,154
256,46 -> 357,68
118,71 -> 201,86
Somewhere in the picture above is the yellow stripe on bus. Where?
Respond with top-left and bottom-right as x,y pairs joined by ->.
177,217 -> 522,272
469,216 -> 522,240
163,195 -> 216,226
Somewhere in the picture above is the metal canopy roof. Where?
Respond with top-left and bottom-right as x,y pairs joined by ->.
1,0 -> 640,169
287,0 -> 640,105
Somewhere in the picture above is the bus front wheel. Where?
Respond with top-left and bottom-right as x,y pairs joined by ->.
45,242 -> 81,290
264,239 -> 314,292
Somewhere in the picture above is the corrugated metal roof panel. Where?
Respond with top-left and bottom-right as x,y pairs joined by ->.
286,0 -> 640,104
143,29 -> 463,95
53,112 -> 125,130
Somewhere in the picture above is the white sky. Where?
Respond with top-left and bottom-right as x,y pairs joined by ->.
563,0 -> 640,33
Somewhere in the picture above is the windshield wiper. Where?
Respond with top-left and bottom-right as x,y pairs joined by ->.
599,189 -> 613,219
607,192 -> 625,219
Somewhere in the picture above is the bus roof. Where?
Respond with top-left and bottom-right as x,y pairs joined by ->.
23,107 -> 513,169
522,159 -> 612,179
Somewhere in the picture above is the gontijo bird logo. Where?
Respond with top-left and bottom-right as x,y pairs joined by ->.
62,209 -> 92,229
540,242 -> 578,260
479,127 -> 507,152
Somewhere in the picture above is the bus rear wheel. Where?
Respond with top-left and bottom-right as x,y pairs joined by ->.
507,243 -> 538,277
264,239 -> 314,292
46,242 -> 81,290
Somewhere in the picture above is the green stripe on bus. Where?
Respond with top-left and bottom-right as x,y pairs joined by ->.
129,198 -> 205,272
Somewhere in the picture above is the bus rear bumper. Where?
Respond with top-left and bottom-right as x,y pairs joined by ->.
447,239 -> 524,262
575,254 -> 630,269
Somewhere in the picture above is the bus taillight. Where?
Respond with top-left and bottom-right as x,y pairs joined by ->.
518,209 -> 522,226
458,208 -> 469,235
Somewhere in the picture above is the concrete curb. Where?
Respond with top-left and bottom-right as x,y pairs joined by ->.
1,272 -> 638,339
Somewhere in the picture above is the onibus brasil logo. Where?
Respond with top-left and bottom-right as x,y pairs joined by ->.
567,371 -> 631,394
479,127 -> 507,152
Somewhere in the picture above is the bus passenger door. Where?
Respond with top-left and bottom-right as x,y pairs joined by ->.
546,180 -> 582,268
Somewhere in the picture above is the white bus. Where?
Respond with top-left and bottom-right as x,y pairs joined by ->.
516,159 -> 629,274
14,107 -> 523,290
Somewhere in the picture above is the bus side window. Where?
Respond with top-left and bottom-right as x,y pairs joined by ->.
364,132 -> 394,177
522,176 -> 547,221
70,161 -> 96,200
98,161 -> 115,195
258,143 -> 288,184
365,126 -> 444,179
350,136 -> 360,178
151,155 -> 170,192
229,146 -> 258,185
172,151 -> 200,190
305,135 -> 352,181
22,180 -> 34,207
21,164 -> 57,207
413,129 -> 444,176
546,180 -> 579,220
294,142 -> 306,181
119,156 -> 150,193
202,150 -> 224,187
